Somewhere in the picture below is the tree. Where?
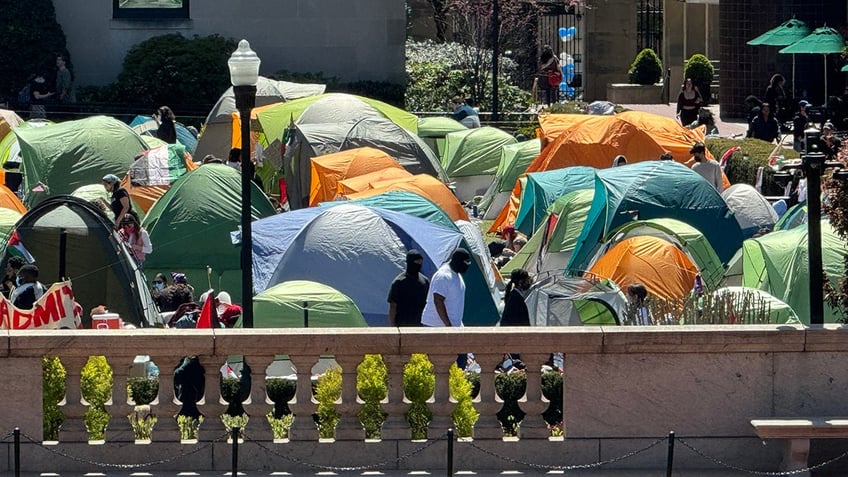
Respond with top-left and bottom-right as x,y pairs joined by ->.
0,0 -> 68,101
823,172 -> 848,321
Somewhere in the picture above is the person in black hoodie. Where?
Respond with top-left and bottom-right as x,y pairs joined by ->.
500,268 -> 533,326
387,249 -> 430,326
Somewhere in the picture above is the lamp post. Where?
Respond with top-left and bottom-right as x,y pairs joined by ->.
490,0 -> 500,121
228,39 -> 260,328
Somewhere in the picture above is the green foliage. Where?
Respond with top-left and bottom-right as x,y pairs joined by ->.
822,175 -> 848,321
448,364 -> 479,438
221,413 -> 249,440
684,54 -> 714,86
128,377 -> 159,406
357,354 -> 388,439
314,366 -> 342,439
266,377 -> 296,419
81,356 -> 113,441
42,356 -> 66,441
127,405 -> 157,441
0,0 -> 68,100
706,137 -> 799,195
403,353 -> 434,440
220,376 -> 245,417
495,372 -> 526,437
266,411 -> 295,440
541,370 -> 563,433
628,48 -> 663,85
177,415 -> 203,441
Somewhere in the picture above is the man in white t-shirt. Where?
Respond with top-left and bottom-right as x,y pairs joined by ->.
420,248 -> 472,327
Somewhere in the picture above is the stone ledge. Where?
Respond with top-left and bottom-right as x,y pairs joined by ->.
607,83 -> 665,104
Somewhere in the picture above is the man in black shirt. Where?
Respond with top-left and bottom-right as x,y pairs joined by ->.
387,250 -> 430,326
10,264 -> 46,310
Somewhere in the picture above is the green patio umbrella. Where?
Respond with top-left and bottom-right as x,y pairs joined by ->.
780,26 -> 847,102
747,18 -> 811,97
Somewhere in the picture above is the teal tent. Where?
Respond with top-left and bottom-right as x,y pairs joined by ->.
568,161 -> 744,271
16,116 -> 148,207
417,117 -> 466,159
480,139 -> 541,219
250,280 -> 367,327
774,202 -> 807,230
514,166 -> 597,237
141,164 -> 277,303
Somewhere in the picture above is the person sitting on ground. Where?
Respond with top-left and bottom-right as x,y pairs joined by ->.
1,256 -> 26,298
748,102 -> 780,143
692,108 -> 719,136
449,96 -> 481,128
215,291 -> 243,328
659,152 -> 674,161
155,272 -> 195,312
822,121 -> 842,160
10,264 -> 46,310
118,214 -> 152,266
202,154 -> 223,165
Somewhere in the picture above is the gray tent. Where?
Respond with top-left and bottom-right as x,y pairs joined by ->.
721,183 -> 779,237
524,271 -> 627,326
283,117 -> 448,209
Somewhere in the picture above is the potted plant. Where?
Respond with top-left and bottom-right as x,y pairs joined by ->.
266,377 -> 297,442
541,369 -> 564,440
313,366 -> 342,442
628,48 -> 663,86
127,376 -> 159,443
403,354 -> 434,441
174,356 -> 205,443
684,53 -> 714,105
42,356 -> 66,443
220,372 -> 251,442
80,356 -> 113,444
177,415 -> 203,443
449,364 -> 479,441
357,354 -> 388,441
495,371 -> 526,439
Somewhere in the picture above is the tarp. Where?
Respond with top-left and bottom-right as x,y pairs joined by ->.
524,272 -> 627,326
346,174 -> 469,222
251,280 -> 367,328
479,139 -> 541,219
0,109 -> 23,129
1,196 -> 159,327
251,203 -> 500,326
721,183 -> 779,237
569,161 -> 744,271
16,116 -> 148,207
129,115 -> 198,154
417,116 -> 467,159
284,118 -> 447,209
0,208 -> 22,243
123,143 -> 197,212
741,219 -> 848,324
309,147 -> 404,206
440,126 -> 517,177
194,76 -> 325,160
588,235 -> 700,301
142,164 -> 277,304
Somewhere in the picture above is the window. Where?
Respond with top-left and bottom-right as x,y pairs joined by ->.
113,0 -> 190,19
636,0 -> 663,58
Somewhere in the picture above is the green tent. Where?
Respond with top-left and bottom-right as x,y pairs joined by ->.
440,126 -> 517,177
0,119 -> 53,166
142,164 -> 277,303
741,219 -> 847,324
514,166 -> 597,237
774,202 -> 807,230
0,208 -> 22,243
250,280 -> 367,327
16,116 -> 148,207
417,117 -> 467,159
711,286 -> 799,324
524,272 -> 626,326
480,139 -> 541,219
70,184 -> 145,222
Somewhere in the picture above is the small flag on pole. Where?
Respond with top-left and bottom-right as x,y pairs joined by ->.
7,231 -> 35,263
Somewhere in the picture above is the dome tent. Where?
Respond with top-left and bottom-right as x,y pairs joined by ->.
480,139 -> 541,220
249,280 -> 366,328
721,183 -> 779,237
524,271 -> 627,326
439,126 -> 517,202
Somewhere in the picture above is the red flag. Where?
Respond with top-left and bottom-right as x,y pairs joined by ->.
196,294 -> 215,329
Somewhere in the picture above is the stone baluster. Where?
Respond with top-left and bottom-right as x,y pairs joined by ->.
382,353 -> 409,441
241,354 -> 275,441
470,352 -> 502,439
197,354 -> 227,440
333,353 -> 363,440
107,355 -> 133,442
287,353 -> 319,441
427,353 -> 457,439
148,355 -> 180,442
519,352 -> 551,439
59,355 -> 89,443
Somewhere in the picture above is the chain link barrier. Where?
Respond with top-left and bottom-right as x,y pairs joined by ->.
16,431 -> 228,469
0,430 -> 14,442
677,436 -> 848,476
247,433 -> 448,472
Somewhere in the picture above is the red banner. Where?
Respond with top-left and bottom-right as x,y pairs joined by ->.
0,281 -> 80,330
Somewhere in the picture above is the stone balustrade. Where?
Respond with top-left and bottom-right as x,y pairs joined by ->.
1,324 -> 848,473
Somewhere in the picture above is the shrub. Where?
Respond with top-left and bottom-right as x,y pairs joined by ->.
313,366 -> 342,439
266,411 -> 295,440
357,354 -> 388,439
177,415 -> 203,441
128,377 -> 159,406
80,356 -> 113,441
541,369 -> 563,435
706,137 -> 799,195
266,377 -> 296,419
128,405 -> 157,441
449,364 -> 479,438
628,48 -> 663,85
495,372 -> 526,437
684,54 -> 714,88
127,376 -> 159,441
403,353 -> 435,440
42,356 -> 66,441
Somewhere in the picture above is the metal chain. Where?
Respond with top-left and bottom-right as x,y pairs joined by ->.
0,431 -> 14,442
18,432 -> 229,469
677,437 -> 848,476
248,433 -> 447,472
466,436 -> 666,471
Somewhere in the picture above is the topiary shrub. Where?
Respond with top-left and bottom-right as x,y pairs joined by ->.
357,354 -> 389,440
80,356 -> 113,441
541,369 -> 563,437
628,48 -> 663,85
42,356 -> 66,441
403,353 -> 435,440
127,376 -> 159,441
265,377 -> 297,440
495,372 -> 526,437
706,137 -> 799,195
313,366 -> 342,439
449,364 -> 479,439
684,54 -> 715,104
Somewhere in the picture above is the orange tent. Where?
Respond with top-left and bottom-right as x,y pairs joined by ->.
309,147 -> 403,206
337,168 -> 413,196
0,183 -> 25,214
346,174 -> 469,222
588,235 -> 698,301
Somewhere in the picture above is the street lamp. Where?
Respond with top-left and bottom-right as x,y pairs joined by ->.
228,39 -> 260,328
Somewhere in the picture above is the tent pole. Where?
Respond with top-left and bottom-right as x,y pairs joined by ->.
58,229 -> 67,280
303,301 -> 309,328
792,54 -> 796,99
824,54 -> 828,107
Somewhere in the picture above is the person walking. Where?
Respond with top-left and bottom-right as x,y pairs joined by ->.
539,45 -> 562,107
689,142 -> 723,191
420,248 -> 472,327
676,78 -> 702,127
55,55 -> 74,105
387,249 -> 430,327
764,74 -> 787,122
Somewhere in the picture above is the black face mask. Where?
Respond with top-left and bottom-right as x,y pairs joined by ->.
407,262 -> 423,275
450,260 -> 470,274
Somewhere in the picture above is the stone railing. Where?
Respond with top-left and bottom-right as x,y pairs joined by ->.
1,324 -> 847,473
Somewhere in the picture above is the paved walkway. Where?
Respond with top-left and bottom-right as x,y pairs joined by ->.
619,103 -> 749,139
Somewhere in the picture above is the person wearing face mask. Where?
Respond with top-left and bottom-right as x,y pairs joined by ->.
387,249 -> 430,327
420,248 -> 471,327
10,264 -> 46,310
500,268 -> 533,326
214,291 -> 243,328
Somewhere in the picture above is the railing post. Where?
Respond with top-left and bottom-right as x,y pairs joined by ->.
231,426 -> 240,477
447,428 -> 454,477
666,431 -> 675,477
14,427 -> 20,477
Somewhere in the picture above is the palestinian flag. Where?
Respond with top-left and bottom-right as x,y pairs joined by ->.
8,231 -> 34,263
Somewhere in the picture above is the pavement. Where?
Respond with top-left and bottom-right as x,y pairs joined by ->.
14,471 -> 756,477
619,103 -> 749,139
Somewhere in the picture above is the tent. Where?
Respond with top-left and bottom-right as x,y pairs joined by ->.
417,116 -> 467,158
774,202 -> 807,231
308,147 -> 404,206
0,109 -> 23,129
15,116 -> 148,207
0,208 -> 22,243
439,126 -> 517,202
283,118 -> 447,209
194,76 -> 325,160
70,184 -> 145,223
0,119 -> 52,167
740,219 -> 848,324
721,183 -> 779,237
568,161 -> 744,271
711,286 -> 799,324
588,235 -> 700,301
141,164 -> 277,304
0,183 -> 26,214
251,203 -> 500,326
345,174 -> 469,222
129,115 -> 198,154
250,280 -> 367,328
512,166 -> 597,236
480,139 -> 540,220
1,196 -> 159,328
524,272 -> 627,326
123,143 -> 197,213
337,168 -> 413,196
